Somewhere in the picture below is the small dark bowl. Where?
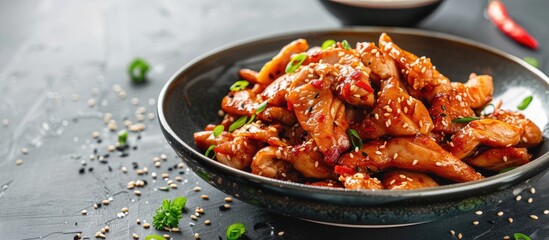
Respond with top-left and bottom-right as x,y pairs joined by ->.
158,28 -> 549,226
319,0 -> 443,26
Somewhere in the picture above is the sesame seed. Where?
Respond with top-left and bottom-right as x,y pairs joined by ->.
81,210 -> 88,215
349,153 -> 354,158
475,211 -> 483,215
21,148 -> 29,154
393,153 -> 398,160
515,195 -> 522,201
170,183 -> 178,189
224,204 -> 231,209
121,207 -> 129,213
193,186 -> 202,192
389,179 -> 396,185
472,220 -> 479,225
508,218 -> 513,223
191,215 -> 198,220
143,223 -> 150,229
457,233 -> 463,239
435,162 -> 442,167
132,233 -> 139,239
278,231 -> 285,236
449,230 -> 455,235
224,197 -> 233,203
134,190 -> 141,196
412,159 -> 418,165
544,210 -> 549,215
104,226 -> 109,232
87,98 -> 96,107
161,173 -> 169,178
163,234 -> 170,239
2,119 -> 9,126
530,187 -> 536,194
315,161 -> 319,167
171,227 -> 180,232
194,233 -> 200,239
91,131 -> 101,139
205,220 -> 211,225
528,197 -> 533,203
497,211 -> 504,216
530,215 -> 539,220
375,151 -> 382,155
449,142 -> 455,147
374,113 -> 379,120
102,199 -> 110,205
15,159 -> 23,166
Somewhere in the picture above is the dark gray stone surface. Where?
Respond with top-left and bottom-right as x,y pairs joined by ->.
0,0 -> 548,239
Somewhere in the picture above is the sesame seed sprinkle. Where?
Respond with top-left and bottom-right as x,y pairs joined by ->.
515,195 -> 522,201
530,215 -> 539,220
508,218 -> 513,223
527,197 -> 533,203
544,210 -> 549,215
530,187 -> 536,194
412,159 -> 418,165
472,220 -> 479,225
497,211 -> 503,216
475,211 -> 483,215
435,162 -> 442,167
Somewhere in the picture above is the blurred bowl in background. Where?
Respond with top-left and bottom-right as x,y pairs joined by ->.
319,0 -> 444,26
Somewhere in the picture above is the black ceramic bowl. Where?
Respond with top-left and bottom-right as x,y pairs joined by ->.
319,0 -> 444,26
158,28 -> 549,226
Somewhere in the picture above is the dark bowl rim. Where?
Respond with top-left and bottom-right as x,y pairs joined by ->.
158,27 -> 549,201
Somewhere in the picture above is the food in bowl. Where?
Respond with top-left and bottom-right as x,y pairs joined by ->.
193,33 -> 542,191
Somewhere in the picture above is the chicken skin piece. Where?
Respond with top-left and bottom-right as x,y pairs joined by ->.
251,146 -> 301,181
214,137 -> 259,170
257,39 -> 309,85
451,74 -> 494,109
382,170 -> 439,190
465,147 -> 530,172
356,42 -> 400,85
429,89 -> 476,134
446,119 -> 522,159
339,135 -> 483,182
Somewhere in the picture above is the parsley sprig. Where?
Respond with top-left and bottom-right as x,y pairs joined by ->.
152,196 -> 187,230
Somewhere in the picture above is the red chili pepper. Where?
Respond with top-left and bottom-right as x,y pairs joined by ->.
286,99 -> 293,111
334,165 -> 356,176
356,80 -> 375,93
487,0 -> 538,49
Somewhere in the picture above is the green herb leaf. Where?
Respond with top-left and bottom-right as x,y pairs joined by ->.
226,223 -> 246,240
346,129 -> 362,149
213,125 -> 224,138
152,197 -> 186,230
451,117 -> 480,124
229,80 -> 249,91
523,57 -> 540,68
145,235 -> 167,240
118,129 -> 128,146
321,39 -> 336,50
128,58 -> 150,83
517,96 -> 533,110
205,145 -> 216,159
256,100 -> 268,114
342,40 -> 351,50
285,53 -> 307,73
514,233 -> 532,240
229,116 -> 248,132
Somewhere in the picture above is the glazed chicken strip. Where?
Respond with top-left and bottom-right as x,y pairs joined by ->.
252,143 -> 335,179
339,172 -> 383,190
379,33 -> 450,100
193,131 -> 233,150
288,69 -> 350,166
251,146 -> 300,181
465,147 -> 530,172
353,77 -> 433,139
446,119 -> 522,159
356,42 -> 400,85
214,137 -> 259,170
451,74 -> 494,109
339,135 -> 483,182
233,122 -> 285,146
222,88 -> 297,125
429,89 -> 476,133
256,39 -> 309,85
382,170 -> 439,190
491,109 -> 543,148
260,74 -> 294,106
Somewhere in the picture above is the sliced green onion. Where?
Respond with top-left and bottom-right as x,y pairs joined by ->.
523,57 -> 540,68
341,40 -> 351,50
145,234 -> 167,240
229,116 -> 248,132
514,233 -> 532,240
128,58 -> 150,83
213,125 -> 224,138
205,145 -> 216,159
226,223 -> 246,240
321,39 -> 336,50
229,80 -> 249,91
256,100 -> 268,114
451,117 -> 480,124
481,103 -> 495,116
517,96 -> 533,110
285,53 -> 307,73
118,129 -> 128,146
346,129 -> 362,149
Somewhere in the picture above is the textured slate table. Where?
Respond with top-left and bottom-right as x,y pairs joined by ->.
1,0 -> 548,239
